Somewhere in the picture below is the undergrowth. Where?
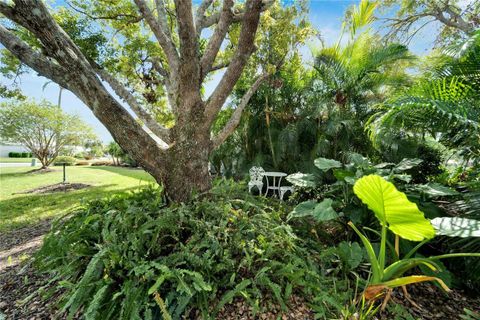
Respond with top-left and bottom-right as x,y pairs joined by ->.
35,180 -> 351,319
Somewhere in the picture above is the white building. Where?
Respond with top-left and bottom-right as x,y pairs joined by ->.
0,142 -> 29,157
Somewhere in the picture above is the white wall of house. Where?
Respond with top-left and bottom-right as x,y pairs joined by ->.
0,143 -> 29,157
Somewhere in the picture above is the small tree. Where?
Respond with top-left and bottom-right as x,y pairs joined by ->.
84,138 -> 104,159
106,141 -> 125,166
0,100 -> 95,169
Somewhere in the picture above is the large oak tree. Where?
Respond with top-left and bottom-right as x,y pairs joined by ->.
0,0 -> 306,201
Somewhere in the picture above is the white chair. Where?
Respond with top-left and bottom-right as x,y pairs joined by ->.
248,166 -> 265,193
279,186 -> 294,200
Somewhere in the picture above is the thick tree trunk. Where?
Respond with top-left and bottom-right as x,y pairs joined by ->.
161,98 -> 213,201
163,138 -> 212,202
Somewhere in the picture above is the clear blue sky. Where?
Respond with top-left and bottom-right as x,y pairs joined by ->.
1,0 -> 439,142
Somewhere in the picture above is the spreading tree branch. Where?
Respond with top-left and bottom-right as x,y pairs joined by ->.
134,0 -> 179,72
155,0 -> 173,40
195,0 -> 214,33
0,24 -> 66,84
174,0 -> 197,63
1,0 -> 169,182
94,66 -> 171,143
200,8 -> 244,30
211,53 -> 287,148
209,61 -> 230,72
200,0 -> 235,79
204,0 -> 263,126
212,71 -> 270,148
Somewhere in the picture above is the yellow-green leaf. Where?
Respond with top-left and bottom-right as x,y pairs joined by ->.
353,175 -> 435,241
381,275 -> 451,292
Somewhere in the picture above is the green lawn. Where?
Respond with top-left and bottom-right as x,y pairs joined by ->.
0,166 -> 155,231
0,157 -> 37,163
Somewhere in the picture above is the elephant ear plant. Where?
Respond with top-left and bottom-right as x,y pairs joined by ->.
351,174 -> 480,307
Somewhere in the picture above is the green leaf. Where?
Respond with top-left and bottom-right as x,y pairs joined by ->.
348,152 -> 369,166
312,198 -> 339,221
289,199 -> 338,222
430,217 -> 480,237
314,157 -> 342,171
394,158 -> 422,171
337,241 -> 363,270
391,174 -> 412,183
381,275 -> 450,291
286,173 -> 316,188
215,279 -> 252,312
289,200 -> 316,219
414,183 -> 459,198
333,168 -> 354,181
374,162 -> 394,169
348,222 -> 382,283
353,175 -> 435,241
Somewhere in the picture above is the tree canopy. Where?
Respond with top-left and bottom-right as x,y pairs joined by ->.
0,99 -> 95,168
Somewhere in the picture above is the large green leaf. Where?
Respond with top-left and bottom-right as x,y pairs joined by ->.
286,173 -> 316,188
353,175 -> 435,241
314,158 -> 342,171
289,199 -> 338,222
414,183 -> 459,198
394,158 -> 422,172
337,241 -> 364,270
430,217 -> 480,237
333,168 -> 354,181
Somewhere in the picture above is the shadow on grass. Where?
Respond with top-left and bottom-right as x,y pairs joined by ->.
0,184 -> 144,232
87,165 -> 155,182
0,171 -> 33,179
0,168 -> 60,179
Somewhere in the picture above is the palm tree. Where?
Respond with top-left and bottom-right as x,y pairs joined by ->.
42,80 -> 64,108
308,0 -> 414,160
368,30 -> 480,162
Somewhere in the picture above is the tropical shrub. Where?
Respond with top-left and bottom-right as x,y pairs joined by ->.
52,156 -> 77,166
350,175 -> 480,305
286,154 -> 425,227
35,182 -> 351,319
409,144 -> 444,183
368,30 -> 480,163
90,160 -> 113,166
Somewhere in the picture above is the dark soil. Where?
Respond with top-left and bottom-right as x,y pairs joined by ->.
211,295 -> 314,320
26,168 -> 56,174
16,182 -> 91,195
0,220 -> 55,320
379,282 -> 480,319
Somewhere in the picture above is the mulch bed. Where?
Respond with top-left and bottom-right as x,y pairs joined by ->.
0,264 -> 56,320
26,168 -> 56,174
0,220 -> 56,320
15,183 -> 91,195
379,282 -> 480,319
211,295 -> 314,320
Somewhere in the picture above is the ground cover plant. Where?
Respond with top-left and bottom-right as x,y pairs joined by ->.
351,175 -> 480,305
34,182 -> 352,319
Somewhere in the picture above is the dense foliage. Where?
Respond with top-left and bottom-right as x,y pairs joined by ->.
36,183 -> 356,319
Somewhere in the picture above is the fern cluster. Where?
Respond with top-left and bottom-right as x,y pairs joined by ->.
35,181 -> 350,319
